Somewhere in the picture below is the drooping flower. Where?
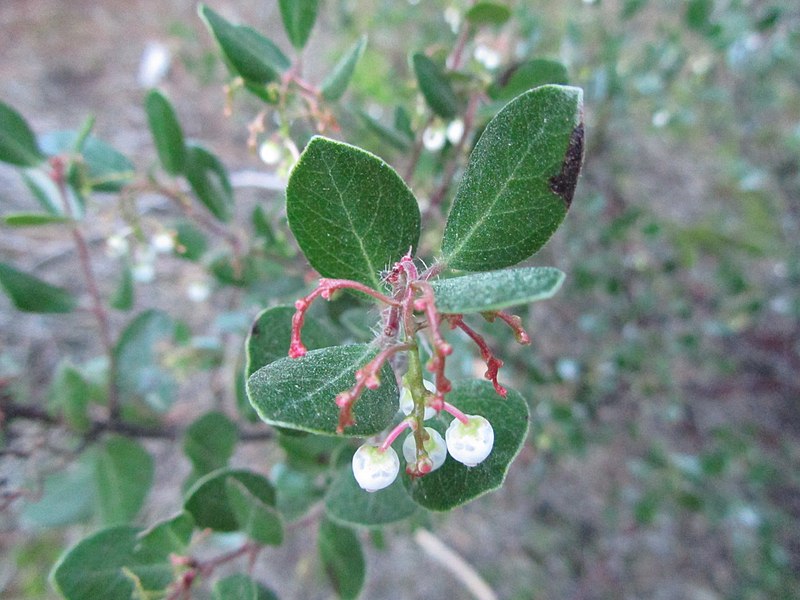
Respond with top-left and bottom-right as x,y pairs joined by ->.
352,444 -> 400,492
445,414 -> 494,467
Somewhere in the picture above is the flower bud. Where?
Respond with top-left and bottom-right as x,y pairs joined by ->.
399,380 -> 436,420
402,427 -> 447,473
445,415 -> 494,467
352,444 -> 399,492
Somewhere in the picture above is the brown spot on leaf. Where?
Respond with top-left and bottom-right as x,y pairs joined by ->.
548,122 -> 584,209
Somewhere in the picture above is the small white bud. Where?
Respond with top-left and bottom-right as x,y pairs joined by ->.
352,444 -> 399,492
151,232 -> 175,254
105,234 -> 129,258
399,379 -> 436,420
445,415 -> 494,467
186,280 -> 211,303
402,427 -> 447,472
446,119 -> 464,145
259,140 -> 282,166
137,41 -> 171,88
422,125 -> 446,151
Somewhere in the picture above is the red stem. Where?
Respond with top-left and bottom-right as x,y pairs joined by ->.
447,315 -> 507,398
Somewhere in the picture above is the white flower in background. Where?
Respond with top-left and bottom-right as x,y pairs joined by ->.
187,280 -> 211,303
422,125 -> 446,151
445,415 -> 494,467
651,110 -> 670,128
137,41 -> 171,88
444,5 -> 461,33
474,44 -> 501,70
446,119 -> 464,145
105,232 -> 130,258
151,231 -> 175,254
402,427 -> 447,472
399,379 -> 436,420
352,444 -> 400,492
132,246 -> 156,283
259,140 -> 283,166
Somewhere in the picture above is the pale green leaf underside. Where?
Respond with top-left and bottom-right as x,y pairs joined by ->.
441,85 -> 584,271
94,436 -> 154,526
431,266 -> 565,313
226,478 -> 284,546
247,344 -> 399,437
286,136 -> 420,289
325,468 -> 417,527
404,380 -> 530,511
321,36 -> 367,101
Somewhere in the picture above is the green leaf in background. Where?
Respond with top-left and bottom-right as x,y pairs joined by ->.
174,220 -> 208,261
21,170 -> 62,214
488,59 -> 569,101
247,344 -> 399,437
22,453 -> 96,528
185,143 -> 234,222
2,213 -> 71,227
0,100 -> 45,166
358,110 -> 412,150
114,309 -> 176,412
412,53 -> 459,119
183,411 -> 238,480
403,380 -> 529,511
145,89 -> 187,175
214,574 -> 278,600
465,2 -> 512,26
278,432 -> 345,472
183,468 -> 276,532
0,262 -> 77,313
318,518 -> 365,600
49,361 -> 92,432
226,478 -> 284,546
135,511 -> 195,559
431,266 -> 565,314
279,0 -> 319,49
94,435 -> 154,525
441,85 -> 584,271
325,468 -> 417,527
245,305 -> 337,377
321,35 -> 367,101
273,463 -> 324,520
40,131 -> 135,192
199,5 -> 290,85
286,136 -> 420,289
110,262 -> 134,311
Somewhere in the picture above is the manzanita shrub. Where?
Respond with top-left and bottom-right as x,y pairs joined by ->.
0,2 -> 583,598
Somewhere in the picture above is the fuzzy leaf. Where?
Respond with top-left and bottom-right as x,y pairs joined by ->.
0,100 -> 44,166
0,261 -> 76,313
145,89 -> 187,175
431,266 -> 565,313
489,59 -> 569,101
325,468 -> 417,527
403,380 -> 529,511
226,478 -> 284,545
185,143 -> 234,222
22,454 -> 96,528
286,136 -> 420,289
199,5 -> 290,84
214,574 -> 278,600
279,0 -> 319,49
183,411 -> 238,479
183,468 -> 276,532
412,53 -> 459,119
321,36 -> 367,101
136,512 -> 195,558
94,436 -> 154,525
465,2 -> 512,26
318,518 -> 365,600
247,344 -> 399,437
441,85 -> 584,271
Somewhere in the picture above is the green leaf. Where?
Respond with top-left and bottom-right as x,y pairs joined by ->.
318,518 -> 365,600
145,89 -> 187,175
136,511 -> 195,558
489,59 -> 569,101
114,309 -> 176,412
199,4 -> 290,85
286,136 -> 420,289
185,143 -> 234,222
183,411 -> 238,479
0,100 -> 44,166
321,36 -> 367,101
226,478 -> 284,545
279,0 -> 319,49
403,380 -> 529,511
2,213 -> 71,227
49,361 -> 92,432
465,2 -> 512,26
0,262 -> 77,313
273,463 -> 324,520
214,574 -> 278,600
94,435 -> 154,525
412,53 -> 459,119
441,85 -> 584,271
40,131 -> 135,192
245,305 -> 337,377
359,111 -> 412,150
431,266 -> 565,314
278,432 -> 345,472
22,453 -> 96,527
174,221 -> 208,261
247,344 -> 399,437
110,262 -> 134,311
183,468 -> 276,532
21,170 -> 62,214
325,468 -> 417,527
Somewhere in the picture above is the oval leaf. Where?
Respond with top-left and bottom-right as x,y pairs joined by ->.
145,89 -> 187,175
321,36 -> 367,101
286,136 -> 420,289
489,59 -> 569,101
0,262 -> 76,313
465,2 -> 512,26
183,411 -> 238,479
403,379 -> 529,511
279,0 -> 320,49
325,468 -> 417,527
431,266 -> 565,313
247,344 -> 399,437
412,53 -> 459,119
441,85 -> 584,271
94,436 -> 154,525
183,468 -> 276,532
318,518 -> 365,600
214,574 -> 278,600
226,478 -> 284,546
40,130 -> 135,192
199,5 -> 290,85
0,100 -> 44,166
185,143 -> 234,222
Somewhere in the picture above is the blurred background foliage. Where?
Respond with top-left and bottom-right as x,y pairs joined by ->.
1,0 -> 798,598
